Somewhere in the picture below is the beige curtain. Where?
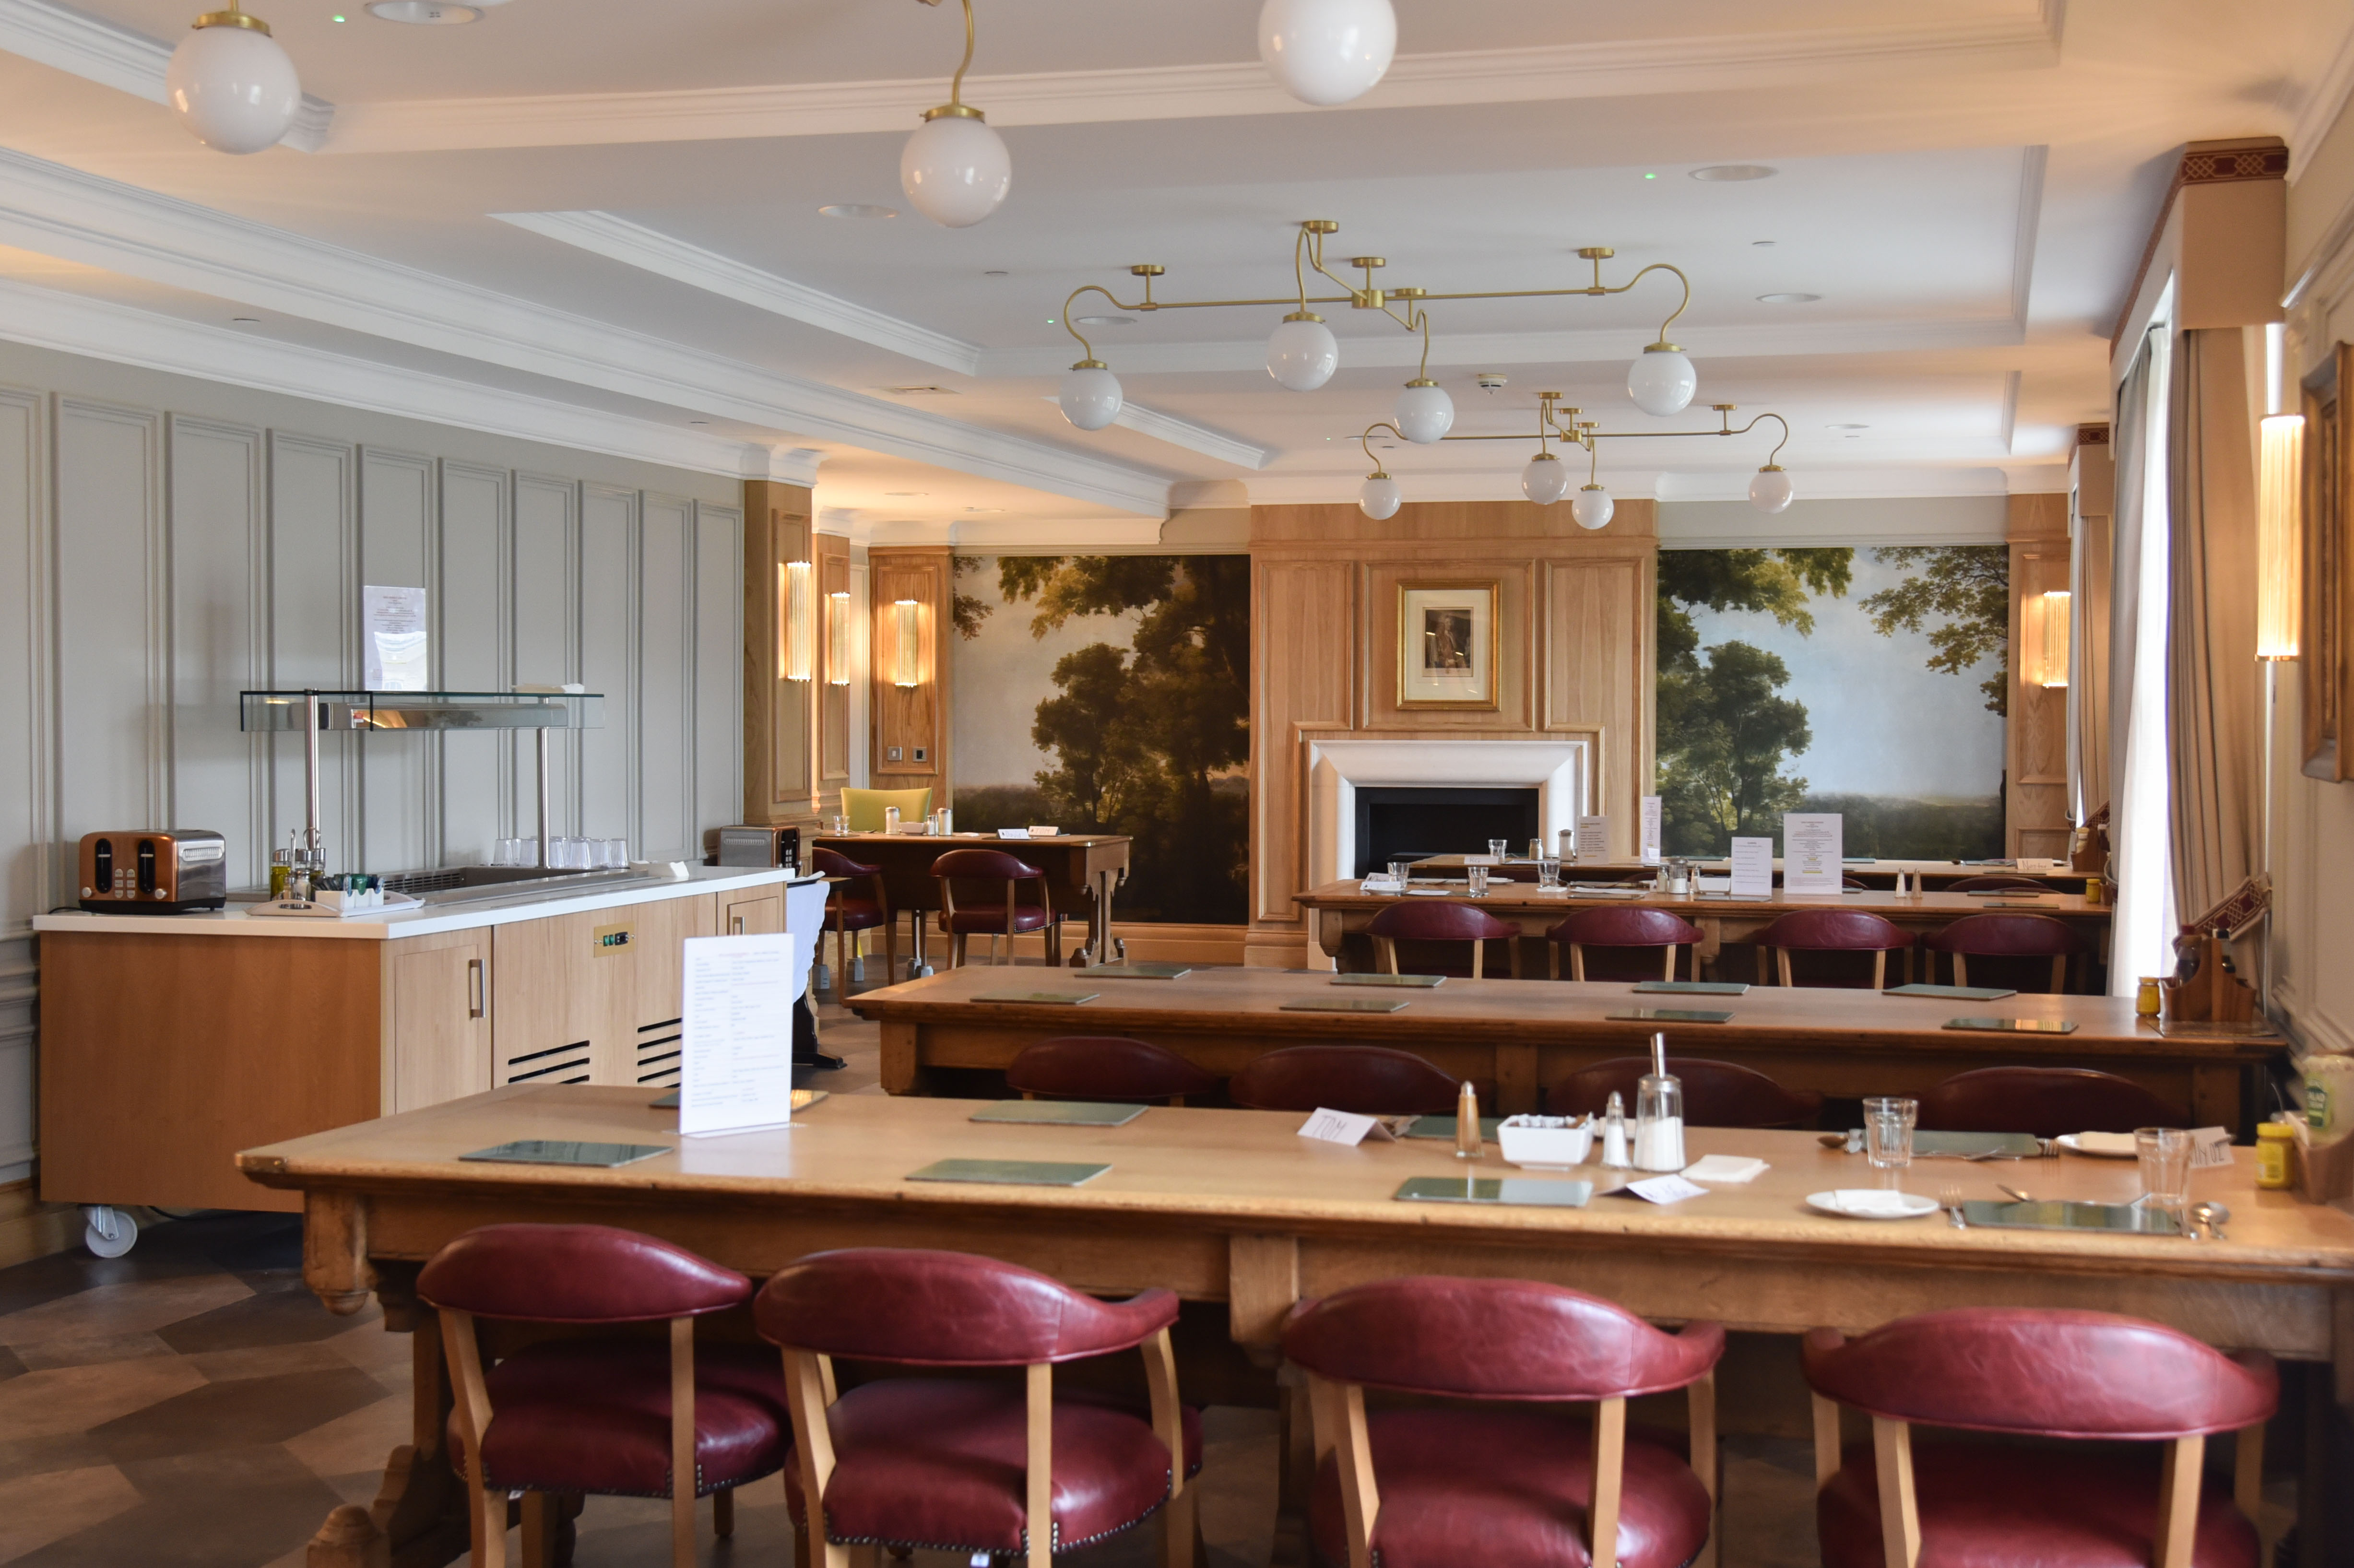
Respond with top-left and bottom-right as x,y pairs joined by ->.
2071,504 -> 2112,820
2165,327 -> 2264,924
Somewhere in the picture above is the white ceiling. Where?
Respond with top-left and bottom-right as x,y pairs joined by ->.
0,0 -> 2345,534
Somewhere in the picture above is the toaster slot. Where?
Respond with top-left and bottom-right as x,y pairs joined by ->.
136,839 -> 158,895
92,838 -> 112,890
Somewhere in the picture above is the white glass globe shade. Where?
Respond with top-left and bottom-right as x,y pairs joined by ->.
1058,365 -> 1124,432
1266,316 -> 1339,392
1394,381 -> 1455,444
899,113 -> 1012,228
1749,467 -> 1796,514
1521,454 -> 1571,507
1258,0 -> 1396,106
1572,485 -> 1616,531
166,23 -> 302,154
1359,474 -> 1402,520
1627,345 -> 1698,417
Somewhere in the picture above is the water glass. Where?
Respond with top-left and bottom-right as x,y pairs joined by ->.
1864,1096 -> 1918,1171
1488,839 -> 1509,860
1466,865 -> 1490,897
2136,1127 -> 2195,1226
1387,860 -> 1410,886
601,838 -> 630,868
490,838 -> 522,867
1537,857 -> 1561,889
884,807 -> 901,835
830,813 -> 848,836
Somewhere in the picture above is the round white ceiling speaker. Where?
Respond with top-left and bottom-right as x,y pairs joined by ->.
1393,379 -> 1455,444
1266,312 -> 1339,392
1749,465 -> 1795,513
1258,0 -> 1396,106
1521,452 -> 1571,507
1572,484 -> 1616,531
366,1 -> 479,21
899,109 -> 1012,228
166,12 -> 301,153
1057,362 -> 1124,432
1359,473 -> 1401,520
1627,343 -> 1698,416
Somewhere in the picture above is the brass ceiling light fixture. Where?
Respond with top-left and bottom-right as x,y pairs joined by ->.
166,0 -> 301,153
902,0 -> 1011,227
1055,223 -> 1701,431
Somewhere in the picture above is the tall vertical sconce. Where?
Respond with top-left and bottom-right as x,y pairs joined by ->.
826,590 -> 852,685
891,598 -> 924,688
2036,589 -> 2070,688
2258,413 -> 2304,660
779,561 -> 816,682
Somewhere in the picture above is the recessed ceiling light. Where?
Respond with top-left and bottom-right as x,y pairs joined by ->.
965,506 -> 1003,513
1758,292 -> 1822,304
876,385 -> 958,397
231,316 -> 260,324
1827,423 -> 1868,430
689,420 -> 710,425
1692,164 -> 1777,182
1751,239 -> 1776,247
1072,315 -> 1135,329
367,1 -> 480,22
983,269 -> 1010,277
818,204 -> 898,221
885,491 -> 925,497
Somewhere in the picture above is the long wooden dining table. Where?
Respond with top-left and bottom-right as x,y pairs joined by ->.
850,963 -> 2273,1128
241,1086 -> 2354,1568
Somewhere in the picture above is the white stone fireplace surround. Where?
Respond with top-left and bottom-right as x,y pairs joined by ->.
1306,738 -> 1593,888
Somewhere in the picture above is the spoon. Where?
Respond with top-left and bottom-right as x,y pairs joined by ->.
2192,1201 -> 2230,1241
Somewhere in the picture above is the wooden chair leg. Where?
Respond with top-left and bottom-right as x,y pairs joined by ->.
1761,945 -> 1775,986
1953,953 -> 1969,988
2155,1433 -> 2206,1568
2049,953 -> 2067,993
1689,1373 -> 1719,1568
1870,1416 -> 1920,1568
668,1319 -> 697,1568
1872,950 -> 1887,990
713,1485 -> 734,1539
1025,1363 -> 1054,1568
1570,944 -> 1586,982
1588,1396 -> 1627,1568
1507,939 -> 1523,980
1810,1393 -> 1843,1491
1777,949 -> 1794,988
1471,941 -> 1485,980
1549,943 -> 1561,980
519,1492 -> 559,1568
1663,945 -> 1678,982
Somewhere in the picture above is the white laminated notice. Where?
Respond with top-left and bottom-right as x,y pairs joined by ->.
1575,816 -> 1611,861
1640,796 -> 1663,866
1783,813 -> 1845,895
362,585 -> 429,692
679,932 -> 798,1137
1728,837 -> 1775,898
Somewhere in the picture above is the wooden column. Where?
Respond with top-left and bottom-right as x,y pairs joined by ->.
742,480 -> 819,828
869,545 -> 953,805
2007,492 -> 2073,859
816,530 -> 854,813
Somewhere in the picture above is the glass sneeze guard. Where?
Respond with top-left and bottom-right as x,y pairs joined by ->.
240,691 -> 604,732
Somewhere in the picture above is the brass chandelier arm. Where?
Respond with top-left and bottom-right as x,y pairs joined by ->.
1360,421 -> 1403,471
1059,284 -> 1134,362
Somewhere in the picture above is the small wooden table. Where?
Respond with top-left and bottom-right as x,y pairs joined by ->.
813,832 -> 1134,972
850,965 -> 2271,1127
239,1086 -> 2354,1568
1415,854 -> 2099,893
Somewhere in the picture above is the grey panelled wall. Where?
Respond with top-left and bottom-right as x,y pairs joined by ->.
0,365 -> 745,1181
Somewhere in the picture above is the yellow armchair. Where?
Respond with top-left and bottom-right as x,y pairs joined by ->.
841,787 -> 935,833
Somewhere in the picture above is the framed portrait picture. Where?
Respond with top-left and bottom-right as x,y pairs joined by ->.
1396,580 -> 1500,710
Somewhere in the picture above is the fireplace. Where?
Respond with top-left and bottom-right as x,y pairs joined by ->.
1302,738 -> 1593,892
1352,787 -> 1540,876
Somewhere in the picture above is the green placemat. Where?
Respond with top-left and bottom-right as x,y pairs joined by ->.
1080,963 -> 1193,980
906,1158 -> 1109,1187
1633,980 -> 1750,995
1959,1199 -> 2180,1235
461,1141 -> 668,1168
970,1101 -> 1146,1127
1280,996 -> 1411,1014
971,991 -> 1100,1005
1944,1016 -> 2078,1034
1333,972 -> 1445,988
1396,1176 -> 1594,1208
1607,1008 -> 1734,1024
1914,1131 -> 2043,1158
1401,1115 -> 1502,1143
1885,984 -> 2020,1001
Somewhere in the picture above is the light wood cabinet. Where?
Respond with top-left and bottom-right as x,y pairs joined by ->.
384,930 -> 491,1114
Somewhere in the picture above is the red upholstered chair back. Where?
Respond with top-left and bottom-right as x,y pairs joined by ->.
811,846 -> 880,878
417,1224 -> 752,1323
1365,900 -> 1517,942
1283,1276 -> 1724,1403
1803,1309 -> 2277,1440
930,848 -> 1043,882
1754,910 -> 1911,951
1945,874 -> 2052,892
1545,1056 -> 1824,1129
1229,1044 -> 1465,1116
1546,907 -> 1703,948
754,1248 -> 1177,1367
1005,1036 -> 1221,1105
1916,1066 -> 2188,1136
1922,912 -> 2084,957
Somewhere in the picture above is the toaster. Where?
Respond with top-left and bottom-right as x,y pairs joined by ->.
715,825 -> 800,872
78,830 -> 229,914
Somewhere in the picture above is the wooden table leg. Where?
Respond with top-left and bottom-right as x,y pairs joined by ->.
1076,867 -> 1126,967
1229,1235 -> 1308,1566
880,1020 -> 923,1096
306,1299 -> 472,1568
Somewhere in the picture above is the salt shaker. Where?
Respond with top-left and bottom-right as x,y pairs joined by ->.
1634,1031 -> 1686,1172
1601,1091 -> 1631,1168
1454,1079 -> 1482,1161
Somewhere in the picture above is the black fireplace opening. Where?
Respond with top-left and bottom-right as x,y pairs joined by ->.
1353,787 -> 1541,876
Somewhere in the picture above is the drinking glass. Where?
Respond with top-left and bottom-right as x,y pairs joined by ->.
603,838 -> 630,868
1863,1096 -> 1917,1171
1466,865 -> 1490,897
831,813 -> 848,836
1387,860 -> 1410,886
884,807 -> 902,835
2136,1127 -> 2194,1227
1488,839 -> 1509,860
1537,857 -> 1561,889
490,838 -> 519,867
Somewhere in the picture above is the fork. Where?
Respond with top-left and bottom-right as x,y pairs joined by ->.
1940,1183 -> 1967,1228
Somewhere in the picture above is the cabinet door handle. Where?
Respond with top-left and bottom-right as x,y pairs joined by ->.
730,915 -> 745,935
467,957 -> 485,1020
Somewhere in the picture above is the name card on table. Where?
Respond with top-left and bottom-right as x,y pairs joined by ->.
1298,1108 -> 1402,1146
1728,837 -> 1775,898
678,932 -> 797,1138
1623,1174 -> 1709,1204
1575,816 -> 1611,861
995,827 -> 1032,839
1640,795 -> 1664,866
1783,813 -> 1845,894
2190,1126 -> 2235,1168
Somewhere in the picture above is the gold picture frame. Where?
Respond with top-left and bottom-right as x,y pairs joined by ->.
1396,580 -> 1501,710
2301,345 -> 2352,781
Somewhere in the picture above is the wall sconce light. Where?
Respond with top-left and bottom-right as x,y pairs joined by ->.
891,598 -> 924,688
826,590 -> 852,686
2258,413 -> 2303,660
2023,589 -> 2070,689
779,561 -> 816,682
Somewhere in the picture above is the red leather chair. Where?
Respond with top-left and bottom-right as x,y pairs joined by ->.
932,848 -> 1062,969
1916,1066 -> 2189,1137
1946,874 -> 2053,892
1005,1036 -> 1221,1107
1804,1308 -> 2278,1568
1229,1044 -> 1467,1116
1364,899 -> 1522,979
1545,1056 -> 1824,1129
1283,1276 -> 1726,1568
1752,909 -> 1914,989
1921,911 -> 2087,993
1545,907 -> 1704,982
755,1248 -> 1198,1568
417,1224 -> 790,1568
812,846 -> 895,996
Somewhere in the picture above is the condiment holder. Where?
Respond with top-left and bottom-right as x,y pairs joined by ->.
1499,1115 -> 1595,1169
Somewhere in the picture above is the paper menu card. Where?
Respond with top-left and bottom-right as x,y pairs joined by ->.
1297,1108 -> 1402,1146
1728,837 -> 1774,897
678,932 -> 797,1137
1639,796 -> 1663,866
1575,816 -> 1611,861
362,585 -> 429,692
1783,813 -> 1845,894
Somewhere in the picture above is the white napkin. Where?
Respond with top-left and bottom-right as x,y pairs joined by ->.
1683,1154 -> 1768,1183
2071,1131 -> 2138,1156
1829,1189 -> 1922,1216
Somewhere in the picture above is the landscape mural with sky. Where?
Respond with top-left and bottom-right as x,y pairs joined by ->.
950,554 -> 1250,925
1656,544 -> 2009,860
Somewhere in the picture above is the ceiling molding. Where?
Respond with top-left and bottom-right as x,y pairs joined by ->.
0,144 -> 1173,516
2010,145 -> 2047,329
1035,396 -> 1273,470
747,445 -> 826,485
811,505 -> 1164,551
319,8 -> 2066,155
0,0 -> 336,151
1243,461 -> 2041,509
2290,9 -> 2354,181
0,273 -> 776,476
495,209 -> 984,376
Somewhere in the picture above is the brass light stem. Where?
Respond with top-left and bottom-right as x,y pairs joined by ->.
1360,421 -> 1402,472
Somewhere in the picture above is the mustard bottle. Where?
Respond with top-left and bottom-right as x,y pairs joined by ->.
2135,977 -> 2163,1018
2256,1120 -> 2295,1191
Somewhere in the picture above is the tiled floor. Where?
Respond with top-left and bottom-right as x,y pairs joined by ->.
0,968 -> 1825,1567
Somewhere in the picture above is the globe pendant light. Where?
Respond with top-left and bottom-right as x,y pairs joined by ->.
1572,485 -> 1615,531
1749,464 -> 1795,513
1521,451 -> 1570,507
166,4 -> 301,154
1394,379 -> 1454,443
1359,471 -> 1401,520
1627,340 -> 1698,417
1058,361 -> 1124,431
901,0 -> 1010,228
1267,311 -> 1339,392
1258,0 -> 1396,106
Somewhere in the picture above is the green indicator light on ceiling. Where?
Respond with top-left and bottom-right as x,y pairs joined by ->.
1644,172 -> 1656,180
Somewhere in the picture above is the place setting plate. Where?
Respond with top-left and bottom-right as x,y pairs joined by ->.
1805,1189 -> 1941,1221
